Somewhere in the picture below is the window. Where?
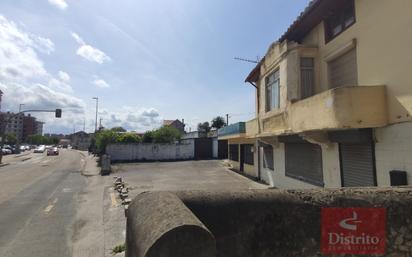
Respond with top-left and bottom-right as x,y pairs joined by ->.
265,70 -> 280,112
324,0 -> 355,43
229,144 -> 239,161
243,144 -> 254,165
263,144 -> 274,170
300,58 -> 314,99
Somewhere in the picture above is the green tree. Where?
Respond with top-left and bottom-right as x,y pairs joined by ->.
142,131 -> 154,143
211,116 -> 226,129
152,126 -> 182,144
5,133 -> 17,145
117,132 -> 142,143
197,122 -> 211,133
111,127 -> 127,132
95,129 -> 120,154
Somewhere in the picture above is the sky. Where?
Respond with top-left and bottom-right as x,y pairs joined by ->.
0,0 -> 310,134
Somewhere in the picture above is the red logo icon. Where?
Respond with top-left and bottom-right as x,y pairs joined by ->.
321,208 -> 386,255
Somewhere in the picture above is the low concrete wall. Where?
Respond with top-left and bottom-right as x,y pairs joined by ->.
106,141 -> 194,162
127,188 -> 412,257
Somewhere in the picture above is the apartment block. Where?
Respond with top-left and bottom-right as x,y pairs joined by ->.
222,0 -> 412,188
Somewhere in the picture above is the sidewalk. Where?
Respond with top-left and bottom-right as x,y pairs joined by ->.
73,153 -> 126,257
72,154 -> 105,257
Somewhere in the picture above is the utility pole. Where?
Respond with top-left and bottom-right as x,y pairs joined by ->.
83,118 -> 86,132
226,114 -> 229,126
92,97 -> 99,132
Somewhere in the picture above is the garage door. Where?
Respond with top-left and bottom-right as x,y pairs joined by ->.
285,143 -> 323,186
329,48 -> 358,88
340,143 -> 376,187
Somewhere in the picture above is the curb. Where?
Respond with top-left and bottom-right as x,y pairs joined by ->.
14,152 -> 31,159
0,163 -> 10,167
21,157 -> 32,162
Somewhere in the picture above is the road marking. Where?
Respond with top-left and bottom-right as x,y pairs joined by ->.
44,198 -> 58,214
62,188 -> 72,193
110,192 -> 118,207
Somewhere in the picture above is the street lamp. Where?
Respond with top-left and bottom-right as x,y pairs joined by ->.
19,104 -> 25,112
92,97 -> 99,132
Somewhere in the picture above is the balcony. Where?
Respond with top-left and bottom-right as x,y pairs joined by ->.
218,122 -> 245,139
258,85 -> 388,136
245,118 -> 259,138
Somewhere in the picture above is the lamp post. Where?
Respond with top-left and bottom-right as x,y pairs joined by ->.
92,97 -> 99,132
19,104 -> 25,112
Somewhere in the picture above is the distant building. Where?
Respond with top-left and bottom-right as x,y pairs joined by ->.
23,114 -> 36,141
71,131 -> 92,151
34,121 -> 44,136
1,112 -> 24,142
163,119 -> 185,133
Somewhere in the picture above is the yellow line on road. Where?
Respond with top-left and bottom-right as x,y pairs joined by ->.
44,198 -> 58,214
110,192 -> 118,207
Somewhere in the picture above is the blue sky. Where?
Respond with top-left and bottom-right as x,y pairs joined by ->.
0,0 -> 310,134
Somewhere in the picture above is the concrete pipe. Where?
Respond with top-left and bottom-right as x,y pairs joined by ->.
126,191 -> 216,257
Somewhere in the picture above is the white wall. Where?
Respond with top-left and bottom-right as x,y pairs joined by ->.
375,122 -> 412,186
107,141 -> 195,162
258,142 -> 341,189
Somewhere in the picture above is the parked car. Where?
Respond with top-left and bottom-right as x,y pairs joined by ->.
47,147 -> 59,156
1,148 -> 12,155
19,145 -> 26,152
34,145 -> 46,153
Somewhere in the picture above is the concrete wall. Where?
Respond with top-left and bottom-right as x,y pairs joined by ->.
106,141 -> 194,162
127,188 -> 412,257
375,122 -> 412,186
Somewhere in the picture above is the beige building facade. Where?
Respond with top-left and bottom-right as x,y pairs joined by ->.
244,0 -> 412,188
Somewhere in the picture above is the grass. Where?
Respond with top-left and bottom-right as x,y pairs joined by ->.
111,243 -> 126,255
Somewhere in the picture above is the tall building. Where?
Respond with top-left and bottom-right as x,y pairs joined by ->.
23,114 -> 36,141
2,112 -> 24,142
34,121 -> 44,136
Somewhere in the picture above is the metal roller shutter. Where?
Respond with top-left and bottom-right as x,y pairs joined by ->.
340,143 -> 376,187
329,48 -> 358,88
285,143 -> 324,186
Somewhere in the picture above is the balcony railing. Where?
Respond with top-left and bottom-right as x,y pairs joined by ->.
218,122 -> 245,138
259,85 -> 388,136
246,118 -> 259,138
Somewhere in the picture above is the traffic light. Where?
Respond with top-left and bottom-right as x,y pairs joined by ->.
55,109 -> 62,118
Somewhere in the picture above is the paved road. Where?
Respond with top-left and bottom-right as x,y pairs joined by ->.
0,149 -> 87,257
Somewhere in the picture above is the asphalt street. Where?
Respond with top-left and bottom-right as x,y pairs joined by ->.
0,149 -> 87,257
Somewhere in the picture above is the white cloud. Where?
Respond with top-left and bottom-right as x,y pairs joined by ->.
58,71 -> 70,81
71,32 -> 111,64
98,107 -> 162,132
93,78 -> 110,88
32,36 -> 55,54
48,0 -> 68,10
71,32 -> 84,45
0,15 -> 84,132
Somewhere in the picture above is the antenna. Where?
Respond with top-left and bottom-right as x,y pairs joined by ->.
234,56 -> 259,64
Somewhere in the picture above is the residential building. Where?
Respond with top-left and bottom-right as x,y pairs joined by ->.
34,121 -> 44,136
23,114 -> 36,141
163,119 -> 185,133
237,0 -> 411,188
71,131 -> 92,151
1,112 -> 24,142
